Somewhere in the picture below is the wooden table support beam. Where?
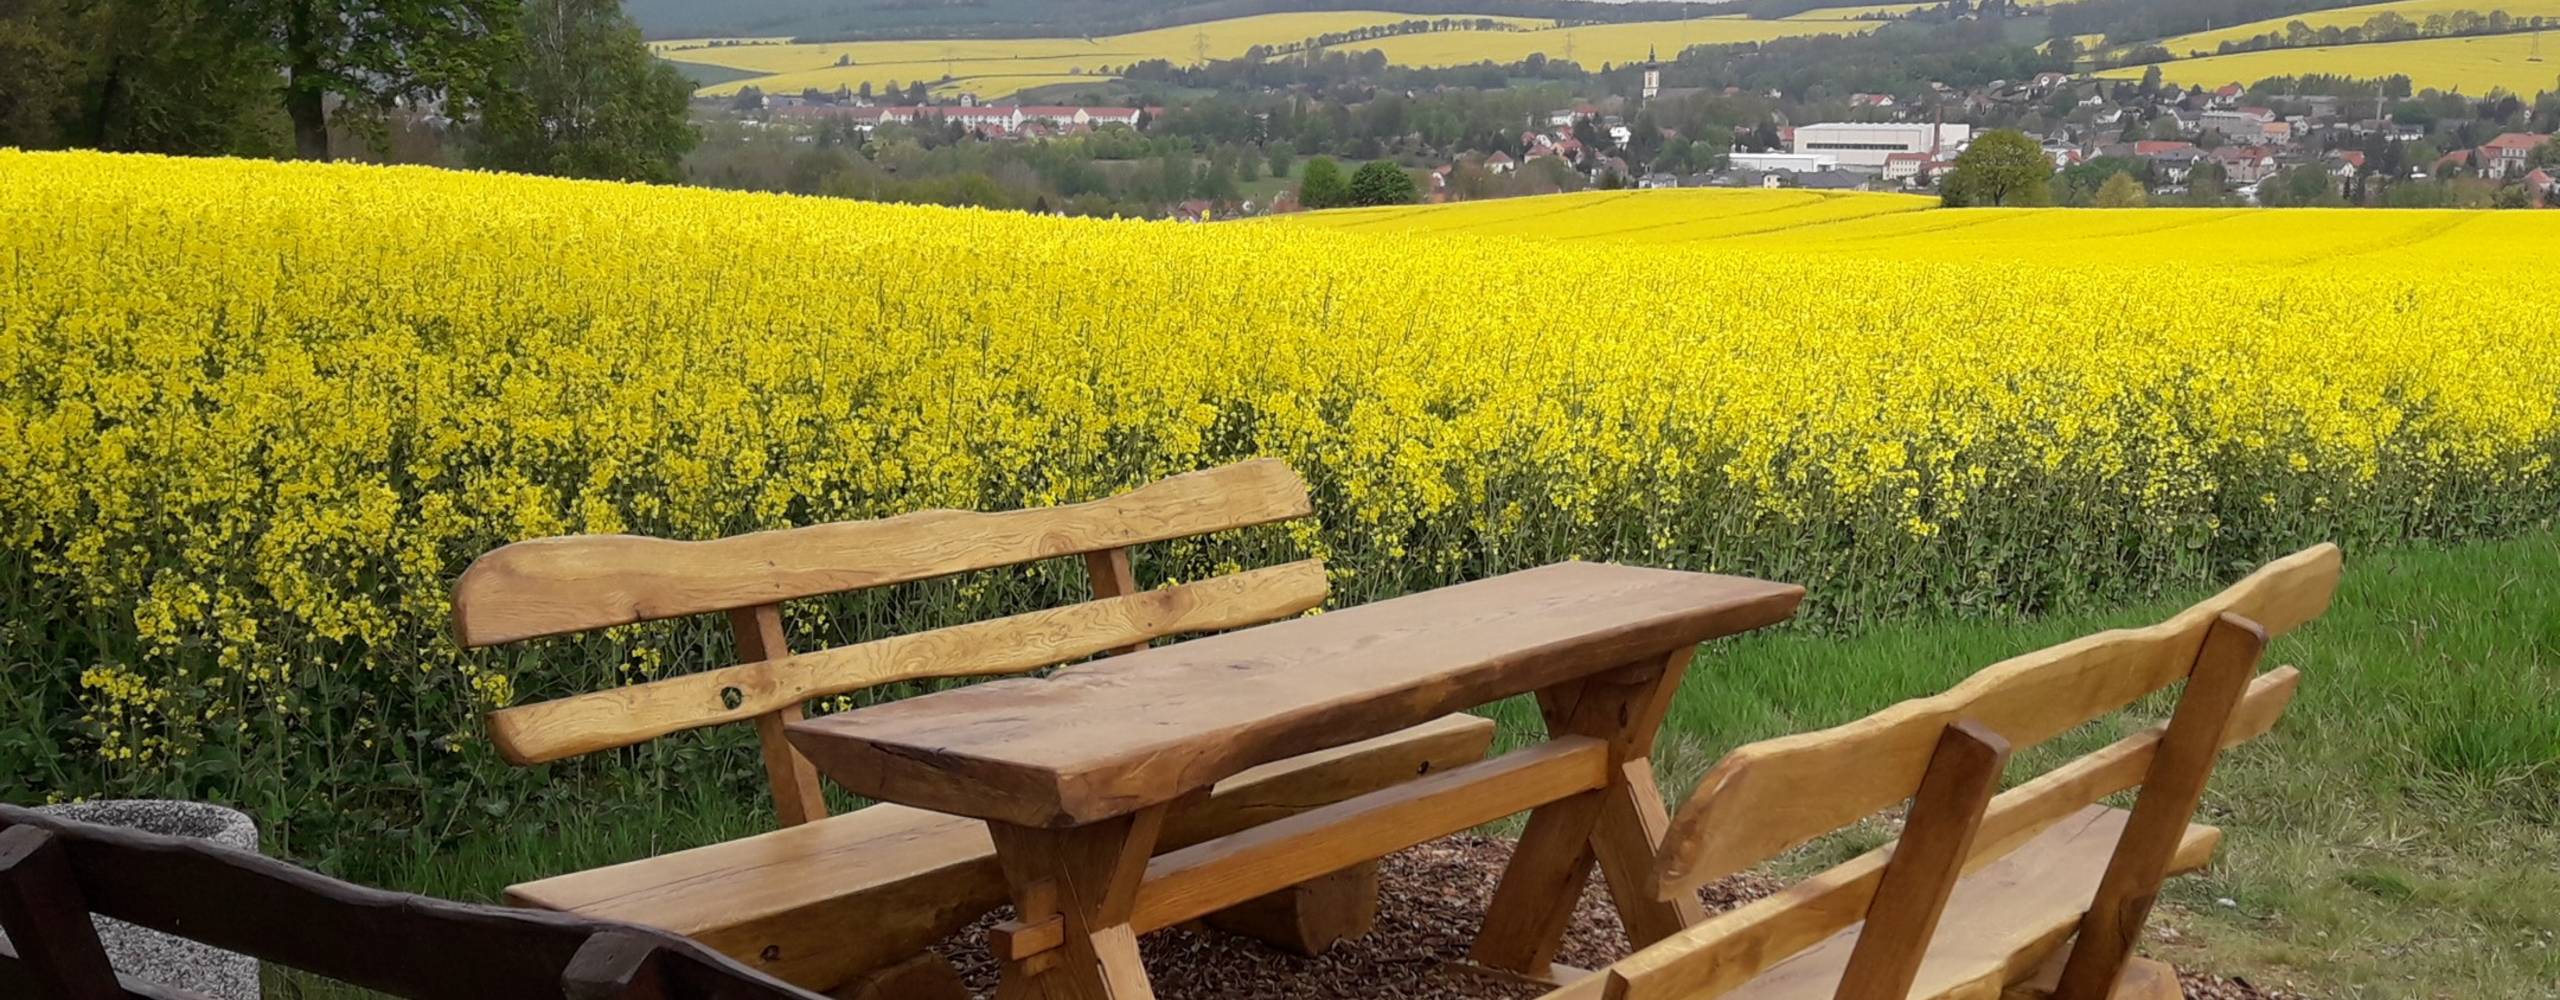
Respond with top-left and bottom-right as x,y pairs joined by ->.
1134,738 -> 1609,935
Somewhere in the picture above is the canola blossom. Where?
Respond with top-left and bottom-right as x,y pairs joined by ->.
2,151 -> 2555,817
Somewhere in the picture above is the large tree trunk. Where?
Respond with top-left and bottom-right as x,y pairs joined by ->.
288,79 -> 329,160
286,0 -> 329,160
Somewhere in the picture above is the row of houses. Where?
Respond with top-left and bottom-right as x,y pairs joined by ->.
764,102 -> 1158,136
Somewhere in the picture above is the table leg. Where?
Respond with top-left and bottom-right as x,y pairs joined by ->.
987,806 -> 1168,1000
1470,646 -> 1705,974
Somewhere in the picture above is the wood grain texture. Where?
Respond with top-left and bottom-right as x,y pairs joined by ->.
1478,652 -> 1708,976
790,563 -> 1802,827
452,459 -> 1313,647
1596,667 -> 2298,1000
2052,615 -> 2264,1000
2006,954 -> 2185,1000
1613,808 -> 2221,1000
508,714 -> 1492,991
988,807 -> 1167,1000
487,561 -> 1329,765
1833,720 -> 2011,1000
1134,737 -> 1610,933
0,826 -> 122,1000
1084,548 -> 1150,657
1655,544 -> 2339,895
1195,863 -> 1380,956
0,805 -> 820,1000
730,604 -> 829,827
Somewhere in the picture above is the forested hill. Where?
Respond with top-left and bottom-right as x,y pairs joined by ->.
627,0 -> 1694,41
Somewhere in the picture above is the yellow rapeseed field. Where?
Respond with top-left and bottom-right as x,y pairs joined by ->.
1344,16 -> 1883,69
1278,187 -> 2554,263
665,11 -> 1553,97
2148,0 -> 2560,57
2100,32 -> 2560,95
4,152 -> 2556,804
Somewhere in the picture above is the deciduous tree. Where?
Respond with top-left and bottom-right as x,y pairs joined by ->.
473,0 -> 697,182
1346,160 -> 1417,205
1941,128 -> 2054,206
1298,155 -> 1347,208
2096,171 -> 2148,207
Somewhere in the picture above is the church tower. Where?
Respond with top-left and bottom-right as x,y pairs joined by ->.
1643,47 -> 1661,103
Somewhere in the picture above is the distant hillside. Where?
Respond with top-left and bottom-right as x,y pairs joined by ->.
626,0 -> 1701,41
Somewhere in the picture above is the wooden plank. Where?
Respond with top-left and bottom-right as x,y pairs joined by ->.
489,561 -> 1328,765
731,604 -> 828,827
452,459 -> 1313,647
0,806 -> 818,1000
2006,953 -> 2186,1000
1084,547 -> 1152,657
509,714 -> 1494,992
1655,544 -> 2338,896
0,826 -> 122,1000
561,931 -> 670,1000
1597,668 -> 2298,1000
2052,614 -> 2264,1000
1196,862 -> 1380,956
790,563 -> 1803,827
1614,809 -> 2221,1000
840,953 -> 971,1000
1833,720 -> 2011,1000
988,806 -> 1167,1000
1134,737 -> 1610,933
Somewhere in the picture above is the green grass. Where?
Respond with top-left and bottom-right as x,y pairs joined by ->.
312,529 -> 2559,997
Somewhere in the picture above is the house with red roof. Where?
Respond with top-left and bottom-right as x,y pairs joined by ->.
2480,132 -> 2552,174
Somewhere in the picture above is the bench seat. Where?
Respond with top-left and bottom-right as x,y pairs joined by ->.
1753,805 -> 2215,1000
1547,805 -> 2218,1000
509,713 -> 1494,991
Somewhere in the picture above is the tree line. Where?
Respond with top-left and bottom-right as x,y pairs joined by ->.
0,0 -> 697,182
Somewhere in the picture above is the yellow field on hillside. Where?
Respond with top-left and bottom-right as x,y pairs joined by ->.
2099,33 -> 2560,95
9,152 -> 2557,785
1279,187 -> 2545,264
1348,16 -> 1884,68
669,11 -> 1551,96
2152,0 -> 2560,57
1784,2 -> 1936,20
1285,189 -> 1937,243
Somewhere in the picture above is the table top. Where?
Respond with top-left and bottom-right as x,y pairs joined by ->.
787,561 -> 1802,828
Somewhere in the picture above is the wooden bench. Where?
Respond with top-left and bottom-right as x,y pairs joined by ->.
1545,543 -> 2343,1000
451,460 -> 1496,995
0,803 -> 824,1000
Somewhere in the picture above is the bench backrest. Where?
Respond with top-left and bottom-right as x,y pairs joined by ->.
452,459 -> 1326,826
1610,543 -> 2342,1000
0,805 -> 821,1000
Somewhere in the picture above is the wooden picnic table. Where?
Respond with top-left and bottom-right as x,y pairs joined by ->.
787,561 -> 1802,999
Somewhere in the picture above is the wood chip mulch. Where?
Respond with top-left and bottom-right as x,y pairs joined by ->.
927,834 -> 2308,999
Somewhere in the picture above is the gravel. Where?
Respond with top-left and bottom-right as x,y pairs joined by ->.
928,833 -> 2309,1000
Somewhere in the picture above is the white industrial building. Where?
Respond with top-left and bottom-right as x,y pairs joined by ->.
1789,123 -> 1972,172
1730,152 -> 1838,173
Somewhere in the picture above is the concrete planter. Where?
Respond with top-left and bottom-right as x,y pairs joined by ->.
25,800 -> 263,1000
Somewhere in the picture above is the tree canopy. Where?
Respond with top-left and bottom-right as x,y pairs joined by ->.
1941,129 -> 2054,207
474,0 -> 698,182
1346,161 -> 1418,206
1298,156 -> 1348,209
